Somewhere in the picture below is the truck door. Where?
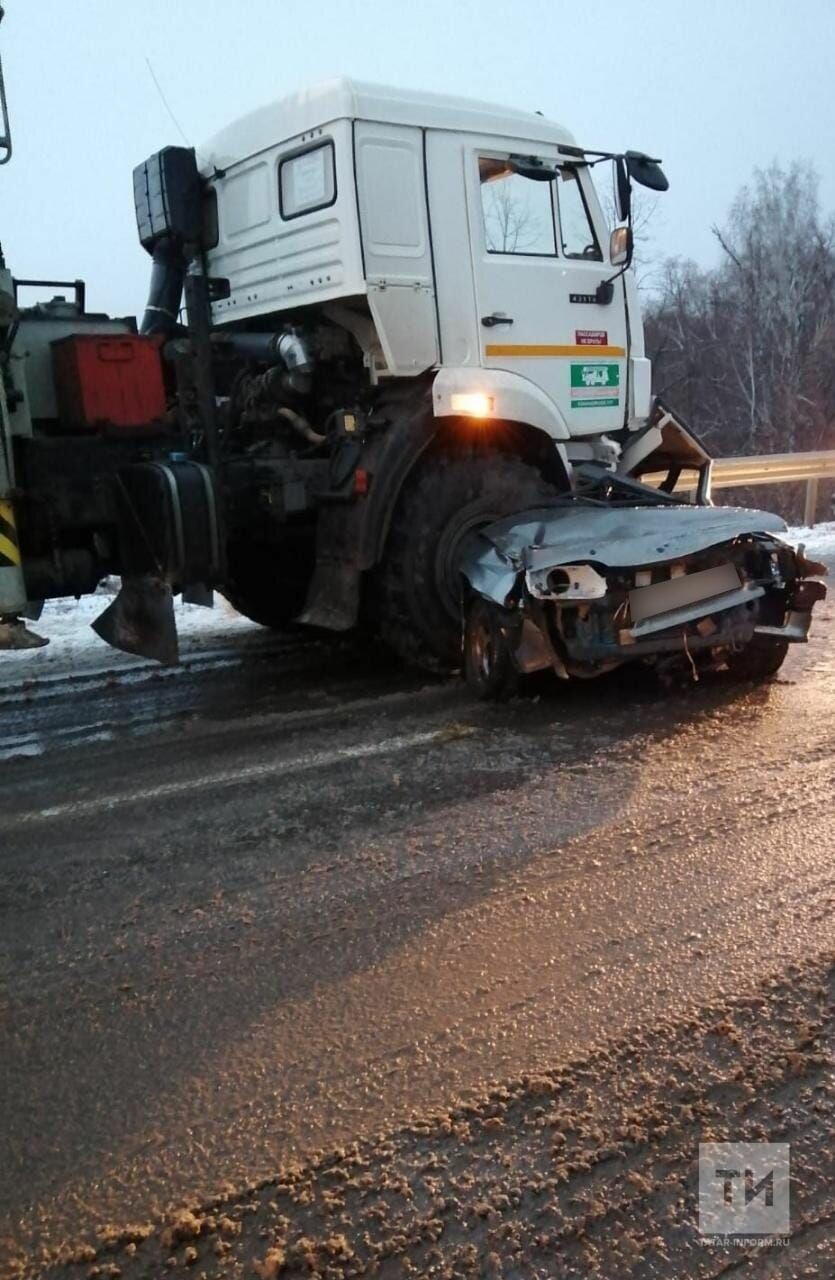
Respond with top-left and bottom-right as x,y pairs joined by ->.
354,122 -> 438,374
466,147 -> 629,436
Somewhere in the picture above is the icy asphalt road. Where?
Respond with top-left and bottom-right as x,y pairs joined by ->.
0,537 -> 833,1277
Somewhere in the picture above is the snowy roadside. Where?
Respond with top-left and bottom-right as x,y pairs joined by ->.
1,521 -> 832,688
0,582 -> 264,687
783,518 -> 835,557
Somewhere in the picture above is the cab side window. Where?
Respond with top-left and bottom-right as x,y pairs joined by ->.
555,167 -> 601,260
479,156 -> 557,256
279,141 -> 336,220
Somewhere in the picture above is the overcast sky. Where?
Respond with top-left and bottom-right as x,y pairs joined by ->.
4,0 -> 834,317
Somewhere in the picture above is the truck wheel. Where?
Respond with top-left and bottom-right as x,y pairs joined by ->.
463,597 -> 520,700
378,451 -> 557,671
724,636 -> 789,680
221,537 -> 314,629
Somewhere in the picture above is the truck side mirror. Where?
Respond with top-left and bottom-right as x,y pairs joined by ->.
596,223 -> 633,303
614,156 -> 631,222
507,155 -> 558,182
609,225 -> 633,267
625,150 -> 669,192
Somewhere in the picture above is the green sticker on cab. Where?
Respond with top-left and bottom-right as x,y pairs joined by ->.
570,362 -> 620,408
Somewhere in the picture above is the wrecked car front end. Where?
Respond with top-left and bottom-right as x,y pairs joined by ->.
460,500 -> 827,699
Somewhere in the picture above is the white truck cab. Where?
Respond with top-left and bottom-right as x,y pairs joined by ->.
198,78 -> 651,459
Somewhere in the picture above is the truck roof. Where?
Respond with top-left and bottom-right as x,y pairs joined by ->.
197,77 -> 576,172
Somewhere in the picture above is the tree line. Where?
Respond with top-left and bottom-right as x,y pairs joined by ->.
643,162 -> 835,461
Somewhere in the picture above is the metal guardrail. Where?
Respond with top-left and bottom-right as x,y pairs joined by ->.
667,450 -> 835,525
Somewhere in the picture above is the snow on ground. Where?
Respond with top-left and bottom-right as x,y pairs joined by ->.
0,581 -> 263,686
2,522 -> 833,685
784,519 -> 835,557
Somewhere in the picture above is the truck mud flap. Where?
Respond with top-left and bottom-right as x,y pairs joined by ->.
92,574 -> 178,665
92,460 -> 221,663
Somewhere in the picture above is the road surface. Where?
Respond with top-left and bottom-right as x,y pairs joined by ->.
1,551 -> 833,1278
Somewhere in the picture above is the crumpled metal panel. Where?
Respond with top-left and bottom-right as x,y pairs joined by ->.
458,536 -> 520,606
461,503 -> 787,605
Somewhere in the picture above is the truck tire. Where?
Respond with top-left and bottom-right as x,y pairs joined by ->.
221,536 -> 314,629
378,450 -> 557,671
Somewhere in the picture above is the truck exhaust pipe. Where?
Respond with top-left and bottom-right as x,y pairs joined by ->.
212,328 -> 315,394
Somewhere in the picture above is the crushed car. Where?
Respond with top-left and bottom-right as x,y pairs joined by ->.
459,466 -> 827,699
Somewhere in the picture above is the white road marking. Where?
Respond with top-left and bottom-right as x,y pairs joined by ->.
6,727 -> 472,827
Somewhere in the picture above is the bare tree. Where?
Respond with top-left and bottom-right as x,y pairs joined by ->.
644,161 -> 835,457
596,174 -> 660,293
481,179 -> 545,253
711,162 -> 835,451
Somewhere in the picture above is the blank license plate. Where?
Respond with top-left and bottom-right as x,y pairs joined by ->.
629,562 -> 741,623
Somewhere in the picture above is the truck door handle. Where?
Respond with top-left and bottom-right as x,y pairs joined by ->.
481,313 -> 514,327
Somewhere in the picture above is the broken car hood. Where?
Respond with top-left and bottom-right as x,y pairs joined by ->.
462,504 -> 787,605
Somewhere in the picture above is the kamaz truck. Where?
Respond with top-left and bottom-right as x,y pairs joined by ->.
0,62 -> 826,694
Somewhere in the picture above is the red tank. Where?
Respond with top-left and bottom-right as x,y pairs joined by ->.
51,333 -> 166,430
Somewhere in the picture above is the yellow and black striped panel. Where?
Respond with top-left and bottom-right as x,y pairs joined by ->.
0,498 -> 21,568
